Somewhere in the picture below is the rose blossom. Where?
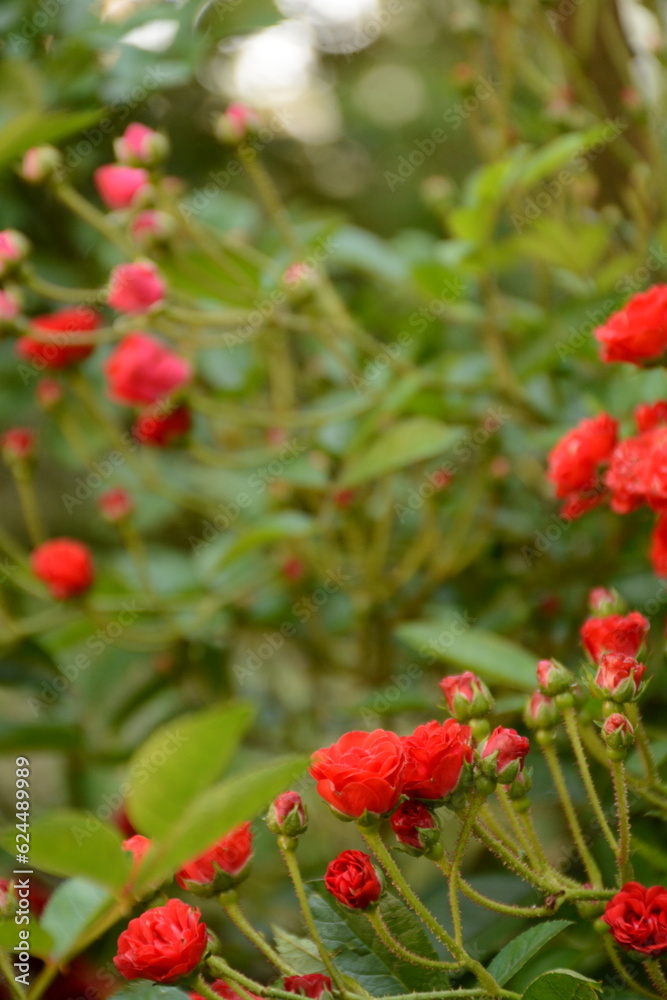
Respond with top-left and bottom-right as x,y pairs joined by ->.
547,414 -> 617,513
580,611 -> 649,663
31,538 -> 94,600
107,261 -> 166,314
390,800 -> 440,853
113,898 -> 207,982
401,719 -> 472,802
595,286 -> 667,364
94,165 -> 150,210
309,729 -> 405,818
105,333 -> 191,405
175,822 -> 253,895
17,307 -> 99,369
324,850 -> 382,910
593,653 -> 646,702
602,882 -> 667,955
133,404 -> 192,447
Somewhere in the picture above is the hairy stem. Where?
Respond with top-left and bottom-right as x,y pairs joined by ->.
562,705 -> 617,851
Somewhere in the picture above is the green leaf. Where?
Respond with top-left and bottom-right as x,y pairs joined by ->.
40,878 -> 112,960
515,127 -> 610,190
0,811 -> 131,890
523,969 -> 601,1000
487,921 -> 573,986
397,612 -> 538,691
338,418 -> 461,488
0,722 -> 84,753
0,109 -> 104,169
218,513 -> 315,567
126,701 -> 255,837
0,919 -> 53,960
307,882 -> 449,995
110,982 -> 191,1000
273,927 -> 326,974
135,755 -> 306,892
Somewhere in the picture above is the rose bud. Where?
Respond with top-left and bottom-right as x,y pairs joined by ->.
0,289 -> 20,324
524,691 -> 559,731
601,882 -> 667,955
581,611 -> 649,664
588,587 -> 625,616
266,791 -> 308,837
324,850 -> 383,910
105,333 -> 192,405
439,671 -> 494,722
0,229 -> 29,278
114,123 -> 169,167
94,164 -> 151,211
215,103 -> 261,144
601,713 -> 634,760
175,821 -> 253,896
283,975 -> 332,1000
390,800 -> 441,856
478,727 -> 530,786
309,729 -> 405,820
401,719 -> 473,804
595,286 -> 667,365
21,145 -> 63,184
1,428 -> 35,463
131,210 -> 176,248
31,538 -> 94,600
507,768 -> 533,803
17,306 -> 100,369
122,834 -> 152,867
98,487 -> 134,524
113,897 -> 207,982
133,404 -> 192,447
536,658 -> 572,698
107,261 -> 166,314
592,653 -> 647,703
36,378 -> 63,410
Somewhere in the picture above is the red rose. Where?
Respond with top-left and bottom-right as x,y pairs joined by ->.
651,515 -> 667,576
593,653 -> 646,702
595,286 -> 667,364
479,726 -> 530,784
324,850 -> 382,910
108,261 -> 166,314
266,791 -> 308,836
390,800 -> 440,854
580,611 -> 649,663
636,401 -> 667,432
547,415 -> 617,510
105,333 -> 192,405
98,488 -> 134,523
114,123 -> 168,166
1,428 -> 35,462
439,672 -> 493,721
283,975 -> 332,1000
602,882 -> 667,955
309,729 -> 405,819
133,404 -> 192,447
31,538 -> 94,600
122,835 -> 151,865
175,821 -> 253,896
94,164 -> 150,210
17,307 -> 99,369
114,898 -> 207,982
401,719 -> 472,802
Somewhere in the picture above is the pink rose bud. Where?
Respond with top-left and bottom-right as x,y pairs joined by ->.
94,165 -> 151,211
478,726 -> 530,786
593,654 -> 647,703
107,261 -> 166,314
114,123 -> 169,167
588,587 -> 625,616
131,210 -> 175,248
390,800 -> 441,856
536,658 -> 572,697
21,145 -> 63,184
0,230 -> 30,278
439,671 -> 494,722
105,333 -> 191,405
1,427 -> 35,463
98,487 -> 134,523
36,378 -> 63,410
524,691 -> 559,731
602,713 -> 634,751
215,103 -> 261,144
266,791 -> 308,837
0,289 -> 20,324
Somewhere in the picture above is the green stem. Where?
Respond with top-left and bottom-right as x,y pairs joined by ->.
359,825 -> 504,997
610,758 -> 633,882
53,183 -> 132,255
278,839 -> 349,994
23,268 -> 102,304
0,949 -> 26,1000
11,465 -> 45,546
218,895 -> 294,976
450,798 -> 483,946
366,910 -> 457,969
198,975 -> 256,1000
601,939 -> 660,1000
495,788 -> 542,871
562,706 -> 617,851
540,741 -> 603,886
644,959 -> 667,999
472,821 -> 562,893
628,704 -> 661,785
433,858 -> 550,917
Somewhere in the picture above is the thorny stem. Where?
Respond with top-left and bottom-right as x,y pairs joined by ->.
53,183 -> 133,256
0,949 -> 26,1000
366,909 -> 457,970
10,463 -> 45,546
610,757 -> 633,882
217,895 -> 295,976
561,705 -> 617,852
449,797 -> 483,946
540,741 -> 603,887
494,787 -> 543,871
472,820 -> 563,894
433,858 -> 552,917
644,959 -> 667,999
601,939 -> 661,1000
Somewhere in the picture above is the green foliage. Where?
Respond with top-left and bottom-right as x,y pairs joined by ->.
486,920 -> 574,986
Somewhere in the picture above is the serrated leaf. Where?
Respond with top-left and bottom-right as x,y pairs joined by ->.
397,613 -> 537,691
487,920 -> 573,986
307,882 -> 449,995
126,701 -> 255,837
40,878 -> 111,960
338,419 -> 461,488
273,927 -> 325,974
523,969 -> 601,1000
